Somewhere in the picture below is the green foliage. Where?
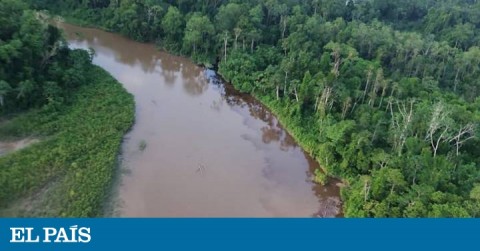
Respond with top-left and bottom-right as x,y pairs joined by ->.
0,66 -> 134,216
161,6 -> 184,51
139,140 -> 147,151
313,169 -> 329,186
0,1 -> 97,114
183,12 -> 214,62
0,1 -> 134,216
28,0 -> 480,217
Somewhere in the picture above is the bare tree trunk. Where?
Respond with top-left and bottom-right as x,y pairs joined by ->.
391,99 -> 415,156
314,96 -> 319,112
378,83 -> 388,108
431,126 -> 449,158
318,87 -> 333,116
449,124 -> 475,156
234,28 -> 242,50
294,86 -> 299,102
363,180 -> 370,202
342,98 -> 351,119
371,122 -> 379,144
223,32 -> 228,62
454,68 -> 461,92
390,184 -> 396,195
362,69 -> 372,103
281,16 -> 287,39
41,42 -> 60,69
426,102 -> 451,158
332,51 -> 341,77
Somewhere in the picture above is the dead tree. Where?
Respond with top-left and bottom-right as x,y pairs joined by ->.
316,86 -> 334,116
390,99 -> 415,156
449,123 -> 475,156
362,68 -> 373,103
425,102 -> 451,158
341,97 -> 352,119
223,31 -> 228,62
234,28 -> 242,50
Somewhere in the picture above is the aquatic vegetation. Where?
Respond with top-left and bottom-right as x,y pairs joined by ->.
313,169 -> 329,186
138,140 -> 147,151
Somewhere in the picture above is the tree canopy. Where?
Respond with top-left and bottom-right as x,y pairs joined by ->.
28,0 -> 480,217
0,0 -> 135,216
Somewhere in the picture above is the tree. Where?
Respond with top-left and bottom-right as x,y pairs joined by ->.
183,13 -> 214,55
471,184 -> 480,201
0,80 -> 11,107
215,3 -> 243,32
390,99 -> 415,156
246,5 -> 264,52
161,6 -> 184,46
425,102 -> 452,158
360,175 -> 372,202
324,42 -> 358,78
31,0 -> 480,218
448,124 -> 474,157
0,0 -> 26,40
371,168 -> 407,200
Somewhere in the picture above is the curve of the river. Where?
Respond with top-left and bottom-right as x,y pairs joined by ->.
60,23 -> 341,217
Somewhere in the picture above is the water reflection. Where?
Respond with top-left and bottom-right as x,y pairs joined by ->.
205,70 -> 342,217
206,71 -> 296,151
60,22 -> 342,217
64,25 -> 208,96
158,57 -> 179,86
181,64 -> 208,96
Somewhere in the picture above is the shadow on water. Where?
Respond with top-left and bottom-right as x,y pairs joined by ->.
206,69 -> 343,217
60,22 -> 342,217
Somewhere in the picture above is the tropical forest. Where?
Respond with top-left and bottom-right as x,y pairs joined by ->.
1,0 -> 480,217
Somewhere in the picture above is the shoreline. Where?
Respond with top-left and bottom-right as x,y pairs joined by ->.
55,16 -> 346,216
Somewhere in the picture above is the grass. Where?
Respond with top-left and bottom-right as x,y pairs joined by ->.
0,66 -> 134,217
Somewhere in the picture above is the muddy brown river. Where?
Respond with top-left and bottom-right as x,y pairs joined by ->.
59,23 -> 341,217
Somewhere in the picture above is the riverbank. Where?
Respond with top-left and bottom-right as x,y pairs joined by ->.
54,19 -> 341,216
0,66 -> 134,217
213,70 -> 343,180
28,0 -> 480,218
216,72 -> 346,198
52,14 -> 341,179
60,22 -> 342,217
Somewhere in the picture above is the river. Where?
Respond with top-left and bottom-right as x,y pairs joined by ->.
59,23 -> 341,217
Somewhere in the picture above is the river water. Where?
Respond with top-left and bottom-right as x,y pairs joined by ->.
59,23 -> 341,217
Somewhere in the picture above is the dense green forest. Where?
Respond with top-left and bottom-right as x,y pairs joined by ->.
0,0 -> 134,216
24,0 -> 480,217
